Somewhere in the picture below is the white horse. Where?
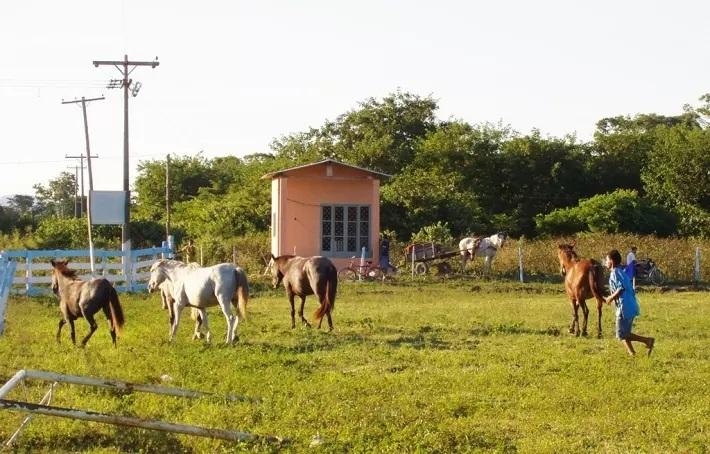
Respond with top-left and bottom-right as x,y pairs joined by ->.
148,259 -> 249,344
155,261 -> 207,340
459,232 -> 507,274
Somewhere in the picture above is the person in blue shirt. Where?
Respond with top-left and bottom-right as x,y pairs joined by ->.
605,249 -> 655,356
379,234 -> 391,272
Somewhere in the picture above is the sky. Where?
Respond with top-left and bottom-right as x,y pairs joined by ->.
1,0 -> 708,198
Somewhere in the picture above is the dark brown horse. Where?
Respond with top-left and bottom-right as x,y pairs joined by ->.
270,255 -> 338,331
50,259 -> 125,347
557,243 -> 606,337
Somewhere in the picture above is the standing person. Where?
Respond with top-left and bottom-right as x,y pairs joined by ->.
605,249 -> 655,357
626,246 -> 638,289
379,234 -> 391,273
180,239 -> 196,264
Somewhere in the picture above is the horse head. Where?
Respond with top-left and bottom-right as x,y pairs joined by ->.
270,254 -> 285,289
557,244 -> 578,276
495,232 -> 507,248
147,260 -> 170,293
49,259 -> 75,295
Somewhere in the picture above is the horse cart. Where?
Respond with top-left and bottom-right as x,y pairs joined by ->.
405,243 -> 460,275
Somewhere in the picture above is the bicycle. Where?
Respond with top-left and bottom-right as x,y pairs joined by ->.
338,256 -> 385,282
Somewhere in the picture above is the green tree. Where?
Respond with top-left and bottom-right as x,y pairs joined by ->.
381,167 -> 486,238
133,154 -> 213,221
33,172 -> 77,218
271,91 -> 438,175
494,132 -> 590,236
642,126 -> 710,237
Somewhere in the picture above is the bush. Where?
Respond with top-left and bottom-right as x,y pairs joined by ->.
535,190 -> 677,236
410,221 -> 455,246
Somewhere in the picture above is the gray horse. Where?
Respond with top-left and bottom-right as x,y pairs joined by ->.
270,254 -> 338,331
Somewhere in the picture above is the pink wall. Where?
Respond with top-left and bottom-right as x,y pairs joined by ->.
270,162 -> 381,269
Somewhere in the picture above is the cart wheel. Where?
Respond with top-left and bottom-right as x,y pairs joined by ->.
338,268 -> 357,282
649,267 -> 666,286
367,267 -> 385,281
414,262 -> 429,275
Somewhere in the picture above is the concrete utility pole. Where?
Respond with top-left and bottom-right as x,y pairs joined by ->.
64,156 -> 95,216
92,55 -> 159,249
67,165 -> 80,217
62,95 -> 104,273
165,154 -> 171,241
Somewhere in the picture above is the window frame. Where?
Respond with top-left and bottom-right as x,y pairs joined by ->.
320,204 -> 371,258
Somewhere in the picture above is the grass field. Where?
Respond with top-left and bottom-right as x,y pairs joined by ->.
1,279 -> 709,453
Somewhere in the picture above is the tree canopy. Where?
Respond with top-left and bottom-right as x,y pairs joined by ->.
4,91 -> 709,250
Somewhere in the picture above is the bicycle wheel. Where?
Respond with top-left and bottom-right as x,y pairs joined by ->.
338,268 -> 358,282
366,266 -> 385,281
649,267 -> 666,286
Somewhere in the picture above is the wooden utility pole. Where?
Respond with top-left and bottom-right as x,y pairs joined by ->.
165,154 -> 171,241
92,55 -> 159,249
62,95 -> 104,273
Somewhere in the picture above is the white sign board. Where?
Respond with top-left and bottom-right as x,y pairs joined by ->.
90,191 -> 126,225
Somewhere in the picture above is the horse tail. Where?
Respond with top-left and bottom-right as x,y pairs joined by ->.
108,285 -> 125,335
314,268 -> 336,321
234,268 -> 249,320
588,261 -> 606,303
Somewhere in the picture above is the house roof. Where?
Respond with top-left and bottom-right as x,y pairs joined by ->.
260,159 -> 392,180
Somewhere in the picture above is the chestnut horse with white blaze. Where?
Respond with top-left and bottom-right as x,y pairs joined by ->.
270,255 -> 338,331
557,243 -> 606,337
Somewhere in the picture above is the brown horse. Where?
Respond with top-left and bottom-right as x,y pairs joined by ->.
557,244 -> 606,337
270,255 -> 338,331
50,259 -> 125,347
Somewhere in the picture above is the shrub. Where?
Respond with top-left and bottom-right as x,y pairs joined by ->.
535,190 -> 677,236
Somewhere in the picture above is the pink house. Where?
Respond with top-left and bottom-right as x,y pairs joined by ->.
262,159 -> 390,269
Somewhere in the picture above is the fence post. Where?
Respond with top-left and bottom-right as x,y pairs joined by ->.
233,246 -> 237,265
199,246 -> 204,266
167,235 -> 174,259
25,254 -> 33,296
518,245 -> 524,283
0,257 -> 17,336
359,247 -> 366,281
695,247 -> 701,284
122,242 -> 133,292
411,248 -> 415,278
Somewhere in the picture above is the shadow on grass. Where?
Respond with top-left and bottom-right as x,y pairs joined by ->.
19,427 -> 194,453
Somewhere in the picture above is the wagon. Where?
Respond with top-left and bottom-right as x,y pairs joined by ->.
404,242 -> 460,275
